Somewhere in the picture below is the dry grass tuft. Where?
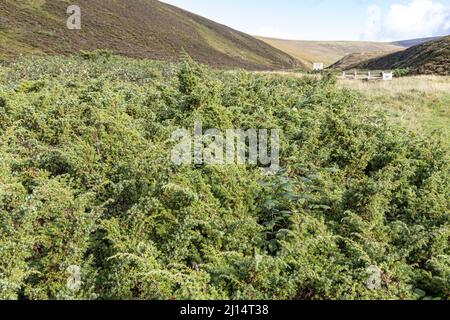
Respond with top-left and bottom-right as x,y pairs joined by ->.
338,75 -> 450,95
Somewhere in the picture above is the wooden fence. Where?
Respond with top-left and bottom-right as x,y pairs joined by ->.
340,71 -> 393,81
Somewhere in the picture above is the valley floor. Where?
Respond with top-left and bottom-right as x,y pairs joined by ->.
338,75 -> 450,146
255,72 -> 450,146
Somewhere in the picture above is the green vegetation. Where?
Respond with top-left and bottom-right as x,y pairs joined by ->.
393,68 -> 413,77
0,54 -> 448,300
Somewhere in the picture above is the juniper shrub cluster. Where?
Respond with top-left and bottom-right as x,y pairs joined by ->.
0,53 -> 448,300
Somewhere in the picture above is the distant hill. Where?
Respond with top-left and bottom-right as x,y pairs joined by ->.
256,37 -> 404,68
330,51 -> 399,70
352,36 -> 450,75
0,0 -> 301,70
391,36 -> 443,48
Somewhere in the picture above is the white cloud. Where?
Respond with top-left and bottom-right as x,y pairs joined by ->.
362,5 -> 382,40
256,27 -> 297,40
363,0 -> 450,41
385,0 -> 449,39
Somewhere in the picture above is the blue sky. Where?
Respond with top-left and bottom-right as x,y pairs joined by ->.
162,0 -> 450,41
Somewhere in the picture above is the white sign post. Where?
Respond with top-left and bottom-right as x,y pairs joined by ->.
382,72 -> 393,81
313,63 -> 324,71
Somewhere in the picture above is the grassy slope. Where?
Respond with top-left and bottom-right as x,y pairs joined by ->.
0,0 -> 302,70
353,36 -> 450,75
256,37 -> 403,68
338,75 -> 450,145
260,71 -> 450,145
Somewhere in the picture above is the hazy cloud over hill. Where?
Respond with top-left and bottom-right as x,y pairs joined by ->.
363,0 -> 450,41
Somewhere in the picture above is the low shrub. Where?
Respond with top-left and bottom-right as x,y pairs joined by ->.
0,55 -> 448,300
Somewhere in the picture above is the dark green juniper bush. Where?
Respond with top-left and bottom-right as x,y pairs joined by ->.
0,54 -> 448,300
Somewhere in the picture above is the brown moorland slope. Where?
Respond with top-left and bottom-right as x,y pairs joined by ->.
352,36 -> 450,75
0,0 -> 302,70
256,37 -> 404,68
330,51 -> 399,70
390,36 -> 443,48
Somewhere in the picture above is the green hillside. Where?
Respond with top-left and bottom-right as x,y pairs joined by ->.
0,0 -> 301,70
